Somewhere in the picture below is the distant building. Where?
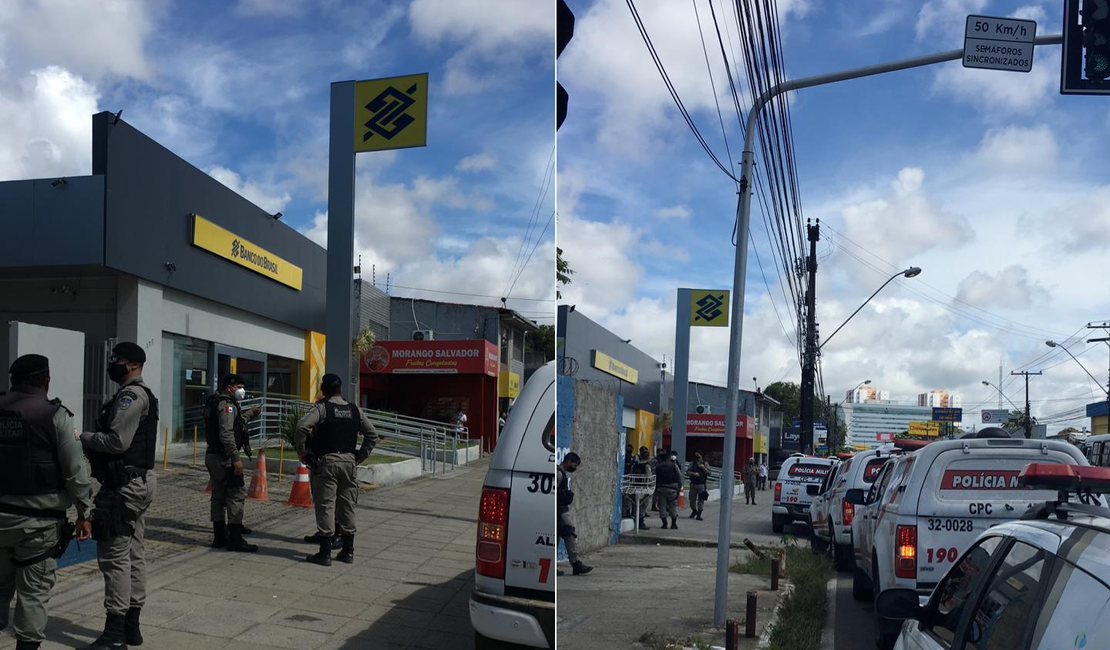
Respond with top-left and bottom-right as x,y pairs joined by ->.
843,402 -> 935,450
917,390 -> 962,408
846,385 -> 890,403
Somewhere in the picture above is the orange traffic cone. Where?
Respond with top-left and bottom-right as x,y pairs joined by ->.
678,486 -> 686,508
286,463 -> 313,508
246,450 -> 269,501
204,480 -> 212,494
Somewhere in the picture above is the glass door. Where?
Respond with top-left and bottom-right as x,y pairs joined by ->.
212,344 -> 268,400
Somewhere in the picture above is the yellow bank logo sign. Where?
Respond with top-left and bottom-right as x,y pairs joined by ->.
690,289 -> 729,327
191,215 -> 303,290
593,350 -> 639,384
354,73 -> 428,153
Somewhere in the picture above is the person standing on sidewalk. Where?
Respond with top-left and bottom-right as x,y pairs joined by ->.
79,342 -> 158,650
686,453 -> 709,521
654,453 -> 682,530
557,453 -> 592,576
743,458 -> 758,505
630,447 -> 652,530
295,374 -> 379,567
758,461 -> 768,491
203,373 -> 260,553
0,354 -> 93,650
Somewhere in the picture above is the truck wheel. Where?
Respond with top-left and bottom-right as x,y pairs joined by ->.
772,513 -> 785,534
873,558 -> 898,650
852,562 -> 872,601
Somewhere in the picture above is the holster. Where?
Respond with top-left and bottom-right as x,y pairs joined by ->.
223,471 -> 246,489
10,520 -> 76,568
91,491 -> 135,541
90,456 -> 130,490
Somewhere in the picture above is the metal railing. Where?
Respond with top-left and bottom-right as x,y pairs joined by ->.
181,396 -> 471,475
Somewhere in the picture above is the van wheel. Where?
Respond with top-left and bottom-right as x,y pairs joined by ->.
772,513 -> 785,534
872,558 -> 898,650
851,562 -> 871,601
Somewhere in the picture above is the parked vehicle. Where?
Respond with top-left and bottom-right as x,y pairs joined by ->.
847,431 -> 1092,650
810,444 -> 902,570
470,362 -> 555,649
877,461 -> 1110,650
772,454 -> 837,533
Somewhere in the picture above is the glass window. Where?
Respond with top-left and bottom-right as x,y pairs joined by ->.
926,536 -> 1005,645
1032,562 -> 1110,650
267,355 -> 301,399
172,336 -> 211,443
962,541 -> 1046,649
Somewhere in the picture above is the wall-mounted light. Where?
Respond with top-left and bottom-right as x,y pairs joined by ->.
51,177 -> 67,188
271,211 -> 283,220
112,110 -> 123,125
165,262 -> 177,273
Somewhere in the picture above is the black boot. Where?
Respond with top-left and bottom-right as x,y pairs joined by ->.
211,521 -> 227,549
670,517 -> 678,530
15,641 -> 41,650
336,534 -> 355,564
124,607 -> 142,646
227,524 -> 258,553
638,518 -> 649,530
660,518 -> 668,529
80,612 -> 126,649
240,525 -> 252,535
571,561 -> 593,575
331,532 -> 343,550
306,537 -> 332,566
304,531 -> 326,543
696,511 -> 704,521
688,510 -> 697,519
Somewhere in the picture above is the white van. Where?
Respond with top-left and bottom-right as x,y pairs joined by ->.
470,362 -> 555,649
772,454 -> 837,533
848,433 -> 1092,650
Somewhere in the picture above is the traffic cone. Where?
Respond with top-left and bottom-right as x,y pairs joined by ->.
286,463 -> 313,508
246,450 -> 269,501
678,486 -> 686,508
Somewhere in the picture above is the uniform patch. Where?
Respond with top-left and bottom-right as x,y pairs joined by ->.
226,405 -> 235,414
117,396 -> 134,411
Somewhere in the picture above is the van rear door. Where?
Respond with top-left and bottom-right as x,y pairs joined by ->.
914,446 -> 1075,583
503,378 -> 556,597
781,459 -> 835,511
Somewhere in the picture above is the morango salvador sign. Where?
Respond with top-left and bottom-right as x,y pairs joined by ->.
362,340 -> 498,376
686,414 -> 753,438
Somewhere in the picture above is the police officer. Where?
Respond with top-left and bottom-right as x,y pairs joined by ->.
655,452 -> 682,530
204,373 -> 260,553
294,374 -> 378,566
630,447 -> 652,530
79,342 -> 158,650
0,355 -> 93,650
557,453 -> 592,576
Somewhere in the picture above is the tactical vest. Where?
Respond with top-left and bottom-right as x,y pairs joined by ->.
312,400 -> 360,455
204,393 -> 245,457
0,390 -> 64,496
94,382 -> 159,470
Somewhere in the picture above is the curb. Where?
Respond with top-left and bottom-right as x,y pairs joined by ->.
819,576 -> 837,650
756,582 -> 794,648
617,534 -> 748,549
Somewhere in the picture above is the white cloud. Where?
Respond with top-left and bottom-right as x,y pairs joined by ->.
457,152 -> 498,172
1011,5 -> 1047,23
0,66 -> 99,180
207,166 -> 292,214
642,239 -> 690,262
556,213 -> 644,317
0,0 -> 155,81
932,48 -> 1060,116
916,0 -> 988,43
975,124 -> 1056,169
655,205 -> 692,220
956,265 -> 1050,309
1039,186 -> 1110,252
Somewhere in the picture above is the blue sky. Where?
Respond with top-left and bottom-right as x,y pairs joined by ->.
558,0 -> 1110,430
0,0 -> 555,323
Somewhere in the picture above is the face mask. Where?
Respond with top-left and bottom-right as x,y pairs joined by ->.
670,455 -> 677,462
234,388 -> 247,400
107,363 -> 129,383
566,464 -> 578,473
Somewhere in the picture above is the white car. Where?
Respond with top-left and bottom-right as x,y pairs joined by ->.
810,445 -> 901,569
772,454 -> 837,534
470,362 -> 555,649
878,461 -> 1110,650
847,431 -> 1091,650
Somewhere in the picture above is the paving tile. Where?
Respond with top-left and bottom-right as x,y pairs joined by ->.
234,622 -> 330,649
162,599 -> 283,638
267,608 -> 352,633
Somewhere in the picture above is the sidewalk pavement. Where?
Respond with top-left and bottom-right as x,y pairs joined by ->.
2,456 -> 486,650
557,487 -> 793,650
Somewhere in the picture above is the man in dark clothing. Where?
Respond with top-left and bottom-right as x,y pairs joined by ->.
654,454 -> 682,529
687,453 -> 710,520
621,444 -> 634,518
630,447 -> 652,529
203,373 -> 260,552
557,453 -> 592,575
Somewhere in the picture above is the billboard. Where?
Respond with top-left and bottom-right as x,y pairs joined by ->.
362,340 -> 498,376
686,414 -> 753,438
932,407 -> 963,422
909,421 -> 941,437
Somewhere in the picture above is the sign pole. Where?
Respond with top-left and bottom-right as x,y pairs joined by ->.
673,289 -> 692,463
326,81 -> 357,401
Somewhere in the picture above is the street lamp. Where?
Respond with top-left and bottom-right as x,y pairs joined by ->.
833,379 -> 871,451
981,380 -> 1023,412
1045,340 -> 1110,397
819,267 -> 922,351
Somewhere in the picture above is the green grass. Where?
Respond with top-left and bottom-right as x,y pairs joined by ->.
637,632 -> 714,650
259,448 -> 408,466
729,541 -> 834,650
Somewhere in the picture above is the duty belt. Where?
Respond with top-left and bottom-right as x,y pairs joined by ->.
0,502 -> 67,519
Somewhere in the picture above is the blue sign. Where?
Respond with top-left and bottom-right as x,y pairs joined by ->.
932,407 -> 963,423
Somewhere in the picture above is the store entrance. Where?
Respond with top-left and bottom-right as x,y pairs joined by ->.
214,345 -> 267,400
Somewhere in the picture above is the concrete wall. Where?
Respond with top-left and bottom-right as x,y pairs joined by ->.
0,276 -> 118,346
160,287 -> 304,360
0,176 -> 105,268
564,378 -> 624,557
8,322 -> 86,433
390,298 -> 501,344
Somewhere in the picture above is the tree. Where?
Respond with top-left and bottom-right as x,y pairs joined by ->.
556,247 -> 573,299
526,324 -> 556,360
763,382 -> 800,424
1058,426 -> 1080,435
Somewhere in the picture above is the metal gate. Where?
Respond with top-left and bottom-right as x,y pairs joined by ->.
83,338 -> 115,430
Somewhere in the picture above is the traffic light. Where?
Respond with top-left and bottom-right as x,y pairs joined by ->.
1062,0 -> 1110,93
557,0 -> 574,129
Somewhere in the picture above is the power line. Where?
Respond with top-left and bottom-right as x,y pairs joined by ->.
381,284 -> 555,303
505,210 -> 555,302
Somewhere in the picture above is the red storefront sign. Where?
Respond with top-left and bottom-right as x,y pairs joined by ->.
686,414 -> 753,438
363,340 -> 498,376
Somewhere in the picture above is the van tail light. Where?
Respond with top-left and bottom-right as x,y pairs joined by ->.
774,482 -> 782,502
841,499 -> 854,526
895,525 -> 917,579
476,486 -> 510,579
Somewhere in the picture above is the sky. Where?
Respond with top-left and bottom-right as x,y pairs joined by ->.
0,0 -> 556,325
558,0 -> 1110,432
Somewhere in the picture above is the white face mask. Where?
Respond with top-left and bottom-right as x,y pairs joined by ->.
233,387 -> 246,400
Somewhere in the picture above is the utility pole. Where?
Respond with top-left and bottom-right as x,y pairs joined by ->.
1011,370 -> 1042,438
1089,322 -> 1110,432
799,219 -> 820,455
826,394 -> 834,453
